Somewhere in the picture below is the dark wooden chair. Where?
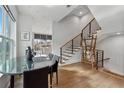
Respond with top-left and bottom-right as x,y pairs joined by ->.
23,66 -> 49,88
49,55 -> 59,87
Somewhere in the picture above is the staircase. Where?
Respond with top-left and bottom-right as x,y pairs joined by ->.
60,33 -> 82,64
60,18 -> 104,69
61,46 -> 81,63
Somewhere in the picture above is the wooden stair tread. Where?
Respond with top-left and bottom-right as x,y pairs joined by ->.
62,54 -> 72,57
63,51 -> 74,54
73,47 -> 80,49
62,57 -> 69,60
67,48 -> 80,50
65,49 -> 78,52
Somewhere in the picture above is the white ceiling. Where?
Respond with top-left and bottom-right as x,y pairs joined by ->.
17,5 -> 91,22
88,5 -> 124,41
70,5 -> 90,17
17,5 -> 78,21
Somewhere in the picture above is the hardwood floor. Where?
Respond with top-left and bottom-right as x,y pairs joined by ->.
15,62 -> 124,88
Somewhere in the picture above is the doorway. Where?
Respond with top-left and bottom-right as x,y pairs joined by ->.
32,33 -> 52,57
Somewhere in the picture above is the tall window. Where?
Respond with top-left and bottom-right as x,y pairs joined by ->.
0,6 -> 2,35
0,6 -> 4,66
0,6 -> 15,72
5,15 -> 10,37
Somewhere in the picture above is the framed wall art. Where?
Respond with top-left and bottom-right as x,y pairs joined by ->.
21,32 -> 30,41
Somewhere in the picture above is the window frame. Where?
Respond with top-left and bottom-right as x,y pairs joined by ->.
0,6 -> 15,77
0,6 -> 4,36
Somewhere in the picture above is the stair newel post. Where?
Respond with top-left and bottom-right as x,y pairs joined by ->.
72,39 -> 74,54
60,47 -> 62,63
102,50 -> 104,67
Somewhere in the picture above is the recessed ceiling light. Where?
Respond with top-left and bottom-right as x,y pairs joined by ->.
116,32 -> 120,35
79,12 -> 82,15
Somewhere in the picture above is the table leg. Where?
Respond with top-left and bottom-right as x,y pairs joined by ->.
50,72 -> 52,88
10,75 -> 14,88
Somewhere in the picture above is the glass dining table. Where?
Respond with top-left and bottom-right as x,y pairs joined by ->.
0,56 -> 52,88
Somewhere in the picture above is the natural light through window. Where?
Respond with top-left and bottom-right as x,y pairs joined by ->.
0,6 -> 2,35
6,15 -> 10,37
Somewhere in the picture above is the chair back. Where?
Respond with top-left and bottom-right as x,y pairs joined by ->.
52,55 -> 59,63
48,53 -> 54,60
23,66 -> 49,88
51,55 -> 60,72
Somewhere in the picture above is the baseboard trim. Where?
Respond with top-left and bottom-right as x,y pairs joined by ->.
102,68 -> 124,80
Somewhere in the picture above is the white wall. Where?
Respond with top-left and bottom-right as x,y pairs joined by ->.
88,5 -> 124,75
32,19 -> 52,35
17,15 -> 33,57
97,35 -> 124,75
17,14 -> 52,57
88,5 -> 124,39
52,13 -> 94,55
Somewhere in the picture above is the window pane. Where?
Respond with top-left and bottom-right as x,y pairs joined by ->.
34,34 -> 41,39
47,35 -> 52,40
0,7 -> 2,35
0,36 -> 13,72
0,37 -> 6,70
5,15 -> 10,37
0,6 -> 15,73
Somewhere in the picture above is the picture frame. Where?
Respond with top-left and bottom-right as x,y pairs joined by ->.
21,32 -> 30,41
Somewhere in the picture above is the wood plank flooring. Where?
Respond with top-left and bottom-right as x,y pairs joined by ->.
15,62 -> 124,88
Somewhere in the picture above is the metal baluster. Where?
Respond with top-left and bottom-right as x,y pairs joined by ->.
96,51 -> 99,70
89,22 -> 91,37
102,51 -> 104,67
72,39 -> 73,54
60,48 -> 62,63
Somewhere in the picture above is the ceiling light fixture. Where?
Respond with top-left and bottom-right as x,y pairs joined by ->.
79,12 -> 82,15
116,32 -> 120,35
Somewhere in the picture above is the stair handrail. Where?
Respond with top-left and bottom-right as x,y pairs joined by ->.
82,18 -> 95,32
60,18 -> 95,49
60,33 -> 82,48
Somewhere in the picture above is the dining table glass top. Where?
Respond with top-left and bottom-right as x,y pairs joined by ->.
0,56 -> 52,75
